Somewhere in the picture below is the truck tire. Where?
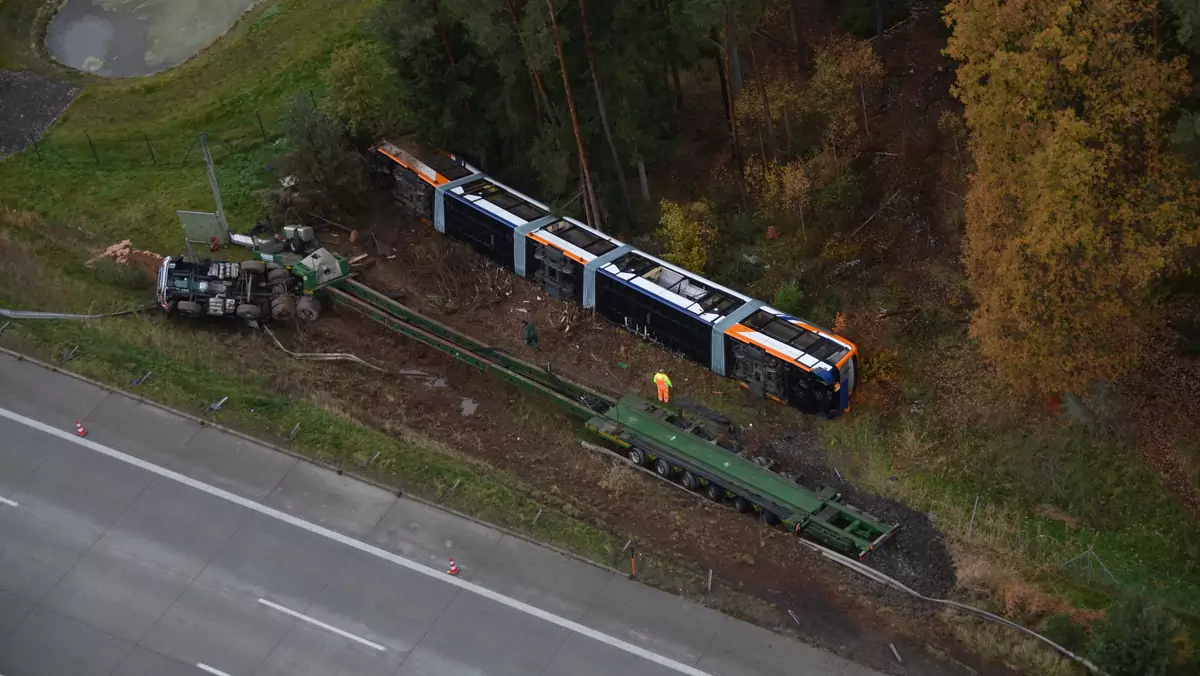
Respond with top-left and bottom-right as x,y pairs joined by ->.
267,268 -> 291,283
705,482 -> 724,502
176,300 -> 202,317
240,261 -> 266,275
653,458 -> 674,478
296,296 -> 320,322
734,496 -> 753,514
265,262 -> 283,271
761,510 -> 781,526
680,471 -> 698,491
627,447 -> 647,467
271,295 -> 296,321
235,304 -> 262,320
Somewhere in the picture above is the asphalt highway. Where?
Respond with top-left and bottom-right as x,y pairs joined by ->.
0,353 -> 885,676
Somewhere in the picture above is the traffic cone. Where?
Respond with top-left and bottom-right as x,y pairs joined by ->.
75,420 -> 88,438
446,558 -> 460,576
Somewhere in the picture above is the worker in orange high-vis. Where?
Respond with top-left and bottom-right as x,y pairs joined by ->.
653,371 -> 673,403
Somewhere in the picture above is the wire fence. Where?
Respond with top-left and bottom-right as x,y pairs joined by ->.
17,92 -> 321,172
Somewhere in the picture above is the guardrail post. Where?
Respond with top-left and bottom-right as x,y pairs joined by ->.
143,133 -> 156,164
256,110 -> 267,141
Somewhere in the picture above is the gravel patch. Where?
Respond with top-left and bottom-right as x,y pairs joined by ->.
763,428 -> 958,598
0,69 -> 80,156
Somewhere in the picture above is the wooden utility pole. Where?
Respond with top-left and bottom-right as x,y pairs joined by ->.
547,0 -> 602,230
578,0 -> 633,222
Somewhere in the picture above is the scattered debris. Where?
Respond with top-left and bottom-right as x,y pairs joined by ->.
890,643 -> 902,663
209,396 -> 228,411
284,422 -> 300,441
459,397 -> 478,416
131,370 -> 152,386
60,345 -> 78,362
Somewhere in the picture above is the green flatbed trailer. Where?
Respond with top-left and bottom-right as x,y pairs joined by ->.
587,397 -> 898,558
291,264 -> 898,558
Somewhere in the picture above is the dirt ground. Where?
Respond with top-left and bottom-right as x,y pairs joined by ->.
235,188 -> 1025,676
0,69 -> 78,156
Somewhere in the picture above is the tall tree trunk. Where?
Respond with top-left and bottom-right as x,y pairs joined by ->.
504,0 -> 555,120
547,0 -> 602,231
577,0 -> 633,223
637,159 -> 651,203
663,0 -> 684,114
874,0 -> 885,39
788,0 -> 804,73
723,5 -> 742,98
431,0 -> 470,117
748,36 -> 775,161
719,20 -> 747,202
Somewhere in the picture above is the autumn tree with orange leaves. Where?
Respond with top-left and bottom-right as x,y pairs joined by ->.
944,0 -> 1200,393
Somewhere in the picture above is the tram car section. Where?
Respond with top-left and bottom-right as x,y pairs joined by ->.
370,137 -> 860,417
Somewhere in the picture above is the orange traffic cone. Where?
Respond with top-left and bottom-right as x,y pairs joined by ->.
447,557 -> 460,576
75,420 -> 88,438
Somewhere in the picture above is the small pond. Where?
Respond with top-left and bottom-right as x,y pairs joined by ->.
45,0 -> 259,77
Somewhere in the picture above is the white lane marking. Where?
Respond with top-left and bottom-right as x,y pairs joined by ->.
258,598 -> 386,651
0,496 -> 17,507
196,663 -> 235,676
0,407 -> 717,676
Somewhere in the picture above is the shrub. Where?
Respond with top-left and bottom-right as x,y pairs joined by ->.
656,199 -> 716,272
1087,599 -> 1179,676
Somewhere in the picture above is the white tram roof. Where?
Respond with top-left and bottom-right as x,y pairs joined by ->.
600,250 -> 752,324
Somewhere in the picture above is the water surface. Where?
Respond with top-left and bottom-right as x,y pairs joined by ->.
46,0 -> 259,77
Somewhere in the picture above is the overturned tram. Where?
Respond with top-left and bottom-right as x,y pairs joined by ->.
371,139 -> 860,418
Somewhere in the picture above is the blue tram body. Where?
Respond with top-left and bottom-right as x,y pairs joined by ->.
372,139 -> 859,417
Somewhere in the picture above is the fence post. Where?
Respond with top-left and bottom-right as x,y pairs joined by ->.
85,131 -> 99,165
256,110 -> 267,141
143,132 -> 157,165
29,135 -> 42,161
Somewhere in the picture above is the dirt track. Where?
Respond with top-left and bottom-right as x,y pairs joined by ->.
0,69 -> 78,156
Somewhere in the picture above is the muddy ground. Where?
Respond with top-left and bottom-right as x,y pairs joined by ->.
0,69 -> 78,155
230,192 -> 1021,676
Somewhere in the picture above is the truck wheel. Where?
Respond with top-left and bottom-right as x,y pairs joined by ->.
653,458 -> 674,478
705,482 -> 724,502
271,295 -> 296,321
267,268 -> 291,283
296,296 -> 320,322
265,262 -> 283,271
761,510 -> 781,526
680,471 -> 698,491
240,261 -> 265,275
627,447 -> 647,467
176,300 -> 202,317
235,304 -> 262,320
734,496 -> 753,514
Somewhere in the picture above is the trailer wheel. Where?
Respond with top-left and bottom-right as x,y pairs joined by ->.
296,296 -> 320,322
176,300 -> 202,317
734,496 -> 753,513
653,458 -> 674,478
627,447 -> 647,467
235,304 -> 262,320
265,262 -> 283,271
271,295 -> 296,321
267,268 -> 291,283
705,482 -> 724,502
761,510 -> 781,526
680,471 -> 698,491
240,261 -> 266,275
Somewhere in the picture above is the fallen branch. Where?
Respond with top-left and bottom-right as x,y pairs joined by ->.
850,190 -> 901,237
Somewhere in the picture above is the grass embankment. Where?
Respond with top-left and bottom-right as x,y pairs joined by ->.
0,0 -> 631,563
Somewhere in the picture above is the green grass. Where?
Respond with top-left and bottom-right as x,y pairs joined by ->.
822,337 -> 1200,621
0,230 -> 624,564
0,0 -> 376,253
